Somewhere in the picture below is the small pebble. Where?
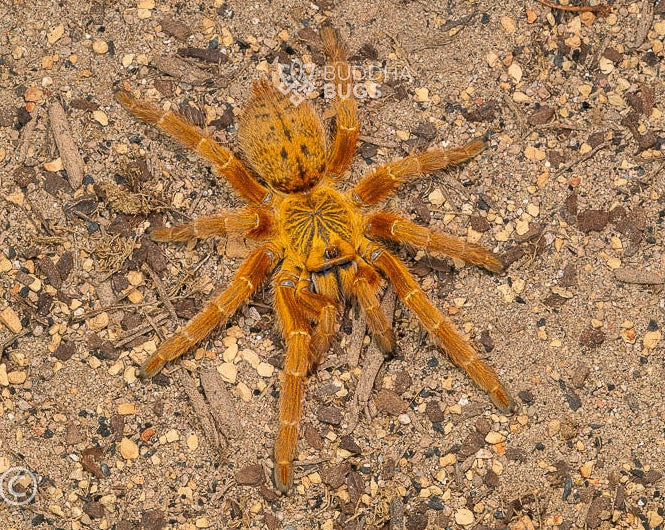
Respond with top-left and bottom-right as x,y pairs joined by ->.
186,434 -> 199,451
0,306 -> 22,333
256,362 -> 274,377
217,362 -> 237,383
455,508 -> 475,526
92,40 -> 108,54
120,437 -> 139,460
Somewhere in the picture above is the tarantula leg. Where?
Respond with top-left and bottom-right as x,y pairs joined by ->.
273,265 -> 313,493
320,26 -> 359,177
365,211 -> 504,273
140,245 -> 279,377
116,91 -> 271,205
351,137 -> 486,206
363,241 -> 515,413
344,261 -> 396,358
296,279 -> 337,374
151,208 -> 275,243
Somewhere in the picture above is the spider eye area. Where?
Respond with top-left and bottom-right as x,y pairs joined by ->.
324,246 -> 339,259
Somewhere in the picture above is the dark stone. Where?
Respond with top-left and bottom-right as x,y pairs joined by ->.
84,501 -> 105,519
577,209 -> 609,232
177,47 -> 228,64
425,401 -> 445,423
585,495 -> 612,529
81,446 -> 105,478
316,405 -> 342,425
601,47 -> 623,63
484,469 -> 500,487
110,414 -> 125,440
70,98 -> 100,111
54,341 -> 76,361
339,434 -> 362,455
393,370 -> 412,394
565,390 -> 582,411
470,215 -> 490,233
413,121 -> 437,141
303,423 -> 323,450
518,390 -> 534,404
478,329 -> 495,352
571,363 -> 590,389
210,106 -> 235,130
579,327 -> 605,349
457,430 -> 485,459
14,166 -> 36,187
57,252 -> 74,279
141,509 -> 166,530
475,418 -> 491,435
43,172 -> 71,196
158,18 -> 192,40
527,105 -> 555,126
462,101 -> 497,122
374,389 -> 407,416
559,264 -> 578,287
38,256 -> 62,288
234,463 -> 265,486
322,462 -> 351,489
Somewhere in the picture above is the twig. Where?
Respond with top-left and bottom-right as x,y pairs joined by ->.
142,263 -> 178,322
535,0 -> 612,14
344,289 -> 397,435
114,314 -> 169,348
633,0 -> 655,48
359,135 -> 400,149
554,141 -> 609,176
199,368 -> 241,439
0,329 -> 30,358
347,309 -> 368,369
614,268 -> 665,285
177,370 -> 225,453
503,94 -> 527,135
48,100 -> 85,189
142,309 -> 165,341
150,56 -> 211,85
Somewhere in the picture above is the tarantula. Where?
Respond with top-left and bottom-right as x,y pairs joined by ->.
117,26 -> 514,493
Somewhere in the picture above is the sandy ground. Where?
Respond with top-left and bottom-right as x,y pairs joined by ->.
1,0 -> 665,528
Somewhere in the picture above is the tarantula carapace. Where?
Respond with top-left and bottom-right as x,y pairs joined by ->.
117,26 -> 515,493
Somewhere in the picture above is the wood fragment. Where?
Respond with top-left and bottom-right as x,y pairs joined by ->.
143,263 -> 178,322
114,314 -> 169,347
150,56 -> 213,86
614,268 -> 665,285
48,101 -> 85,188
344,290 -> 396,435
347,310 -> 369,368
389,496 -> 406,530
632,0 -> 654,48
535,0 -> 612,14
1,329 -> 30,359
177,370 -> 225,453
199,368 -> 241,439
555,141 -> 609,176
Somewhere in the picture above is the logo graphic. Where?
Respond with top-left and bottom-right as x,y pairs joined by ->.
276,59 -> 317,106
0,466 -> 38,506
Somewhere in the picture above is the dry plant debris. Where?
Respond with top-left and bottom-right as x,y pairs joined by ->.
0,0 -> 664,529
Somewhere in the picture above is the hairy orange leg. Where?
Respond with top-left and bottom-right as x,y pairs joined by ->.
151,208 -> 275,243
116,91 -> 271,204
345,261 -> 396,357
365,211 -> 504,273
351,137 -> 486,205
273,262 -> 313,492
320,26 -> 359,177
141,245 -> 279,377
362,241 -> 515,413
296,275 -> 338,374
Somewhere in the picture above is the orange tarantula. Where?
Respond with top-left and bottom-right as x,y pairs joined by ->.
117,26 -> 514,493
